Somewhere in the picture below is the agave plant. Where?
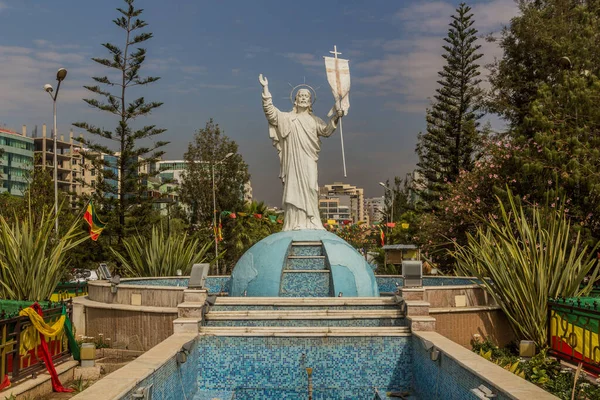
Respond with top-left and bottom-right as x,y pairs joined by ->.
110,226 -> 212,277
0,211 -> 88,301
452,190 -> 599,348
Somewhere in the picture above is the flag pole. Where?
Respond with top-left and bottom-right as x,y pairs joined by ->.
339,114 -> 347,177
330,45 -> 347,177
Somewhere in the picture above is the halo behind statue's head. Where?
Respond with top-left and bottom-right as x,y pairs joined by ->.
290,84 -> 317,106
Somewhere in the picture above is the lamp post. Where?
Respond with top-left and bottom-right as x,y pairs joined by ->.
212,152 -> 234,274
379,182 -> 394,229
44,68 -> 68,236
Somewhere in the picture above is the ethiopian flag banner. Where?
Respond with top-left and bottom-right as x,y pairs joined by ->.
83,201 -> 106,241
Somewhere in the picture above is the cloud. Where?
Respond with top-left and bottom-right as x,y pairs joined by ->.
244,45 -> 269,59
33,39 -> 82,51
180,65 -> 206,74
472,0 -> 520,31
394,0 -> 516,33
354,0 -> 518,113
283,52 -> 322,68
0,2 -> 7,12
394,1 -> 455,33
0,42 -> 95,117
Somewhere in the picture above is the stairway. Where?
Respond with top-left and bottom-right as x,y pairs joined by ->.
279,240 -> 332,297
201,297 -> 407,329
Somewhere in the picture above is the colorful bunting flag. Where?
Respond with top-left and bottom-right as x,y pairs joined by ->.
83,200 -> 106,241
379,227 -> 385,246
401,223 -> 409,229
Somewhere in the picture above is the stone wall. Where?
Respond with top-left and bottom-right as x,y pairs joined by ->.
431,308 -> 515,347
87,281 -> 184,307
83,303 -> 177,351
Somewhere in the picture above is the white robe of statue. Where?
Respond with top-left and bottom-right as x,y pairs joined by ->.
259,75 -> 342,231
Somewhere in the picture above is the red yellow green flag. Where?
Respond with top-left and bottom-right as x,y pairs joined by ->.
379,227 -> 385,246
83,201 -> 106,241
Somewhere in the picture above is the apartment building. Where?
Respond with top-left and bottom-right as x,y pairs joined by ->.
0,126 -> 34,196
32,124 -> 87,201
319,182 -> 367,224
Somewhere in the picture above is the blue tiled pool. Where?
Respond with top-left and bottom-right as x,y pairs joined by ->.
192,335 -> 414,400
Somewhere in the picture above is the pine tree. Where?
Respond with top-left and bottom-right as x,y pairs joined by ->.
416,3 -> 483,209
73,0 -> 167,246
488,0 -> 600,131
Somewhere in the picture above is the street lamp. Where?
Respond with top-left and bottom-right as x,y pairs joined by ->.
379,182 -> 394,228
212,152 -> 234,273
45,68 -> 68,236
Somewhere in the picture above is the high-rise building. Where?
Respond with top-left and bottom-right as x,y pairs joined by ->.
32,124 -> 87,203
0,126 -> 34,196
318,197 -> 351,225
365,196 -> 385,225
319,182 -> 367,224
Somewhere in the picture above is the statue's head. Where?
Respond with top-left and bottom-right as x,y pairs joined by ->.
294,89 -> 312,113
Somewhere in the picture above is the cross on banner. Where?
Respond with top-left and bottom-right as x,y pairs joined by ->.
329,45 -> 342,58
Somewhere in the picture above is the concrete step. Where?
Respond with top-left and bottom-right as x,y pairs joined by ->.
199,326 -> 411,337
177,302 -> 205,318
205,309 -> 404,320
285,256 -> 326,270
404,300 -> 430,316
210,304 -> 400,311
281,269 -> 329,273
203,318 -> 406,327
214,297 -> 400,306
172,317 -> 201,333
287,255 -> 325,259
289,244 -> 322,256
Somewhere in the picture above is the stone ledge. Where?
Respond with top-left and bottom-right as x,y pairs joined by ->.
414,331 -> 558,399
430,306 -> 502,314
214,297 -> 397,306
407,316 -> 436,331
173,317 -> 202,333
205,310 -> 404,320
70,333 -> 197,400
2,360 -> 79,399
73,296 -> 178,314
199,326 -> 411,337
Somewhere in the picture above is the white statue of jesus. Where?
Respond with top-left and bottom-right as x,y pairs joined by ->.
259,74 -> 343,231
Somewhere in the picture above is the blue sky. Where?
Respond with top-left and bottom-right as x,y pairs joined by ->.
0,0 -> 518,206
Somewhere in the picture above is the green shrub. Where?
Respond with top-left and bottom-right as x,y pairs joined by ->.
0,212 -> 87,301
110,226 -> 212,277
454,190 -> 600,347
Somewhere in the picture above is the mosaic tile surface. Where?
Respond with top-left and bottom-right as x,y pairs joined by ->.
196,336 -> 412,396
411,336 -> 510,400
204,318 -> 406,327
123,276 -> 479,296
376,277 -> 404,293
210,305 -> 399,311
280,272 -> 331,297
290,245 -> 322,256
125,278 -> 190,287
286,256 -> 326,270
121,339 -> 198,400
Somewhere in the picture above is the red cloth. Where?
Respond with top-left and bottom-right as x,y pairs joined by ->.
31,303 -> 73,393
0,374 -> 10,390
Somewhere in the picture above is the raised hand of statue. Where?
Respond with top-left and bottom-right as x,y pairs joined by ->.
258,74 -> 268,87
259,74 -> 270,97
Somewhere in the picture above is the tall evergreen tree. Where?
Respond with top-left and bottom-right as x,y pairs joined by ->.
180,119 -> 250,274
488,0 -> 600,131
416,3 -> 484,209
73,0 -> 167,246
